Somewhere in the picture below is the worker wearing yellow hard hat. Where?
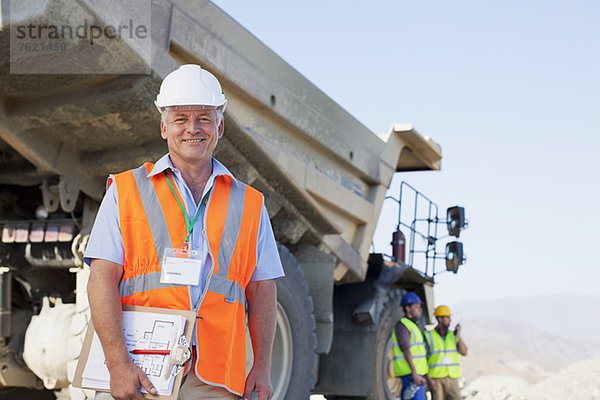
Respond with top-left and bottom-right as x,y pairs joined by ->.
434,305 -> 451,317
424,305 -> 468,400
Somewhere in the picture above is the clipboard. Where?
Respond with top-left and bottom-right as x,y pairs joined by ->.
73,305 -> 196,400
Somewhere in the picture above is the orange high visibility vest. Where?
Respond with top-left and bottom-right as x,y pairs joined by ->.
112,162 -> 263,396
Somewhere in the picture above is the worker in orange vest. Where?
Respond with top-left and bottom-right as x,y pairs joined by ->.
85,64 -> 284,400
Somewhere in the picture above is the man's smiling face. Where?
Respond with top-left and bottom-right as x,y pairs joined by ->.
161,105 -> 224,166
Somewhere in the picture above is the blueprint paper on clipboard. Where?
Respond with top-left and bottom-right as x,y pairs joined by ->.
73,306 -> 196,399
81,311 -> 185,394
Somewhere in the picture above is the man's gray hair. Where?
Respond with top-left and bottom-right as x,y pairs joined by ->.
161,106 -> 224,126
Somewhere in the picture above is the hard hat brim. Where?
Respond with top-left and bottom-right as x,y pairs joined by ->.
155,100 -> 227,114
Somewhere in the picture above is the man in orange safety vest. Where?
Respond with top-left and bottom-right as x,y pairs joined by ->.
85,64 -> 284,400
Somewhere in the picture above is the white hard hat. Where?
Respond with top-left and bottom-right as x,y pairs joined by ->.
154,64 -> 227,113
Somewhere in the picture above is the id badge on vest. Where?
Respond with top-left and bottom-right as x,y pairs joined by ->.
160,248 -> 202,286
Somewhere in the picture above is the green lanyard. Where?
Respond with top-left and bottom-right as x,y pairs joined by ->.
163,170 -> 211,249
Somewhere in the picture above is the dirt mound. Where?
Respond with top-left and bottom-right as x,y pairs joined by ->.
462,355 -> 600,399
455,294 -> 600,399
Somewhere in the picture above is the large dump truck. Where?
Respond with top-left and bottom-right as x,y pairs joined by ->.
0,1 -> 466,399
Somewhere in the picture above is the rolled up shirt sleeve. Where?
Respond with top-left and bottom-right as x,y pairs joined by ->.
83,181 -> 124,267
250,204 -> 284,281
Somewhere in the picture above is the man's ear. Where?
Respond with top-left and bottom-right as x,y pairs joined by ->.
217,118 -> 224,139
161,119 -> 168,140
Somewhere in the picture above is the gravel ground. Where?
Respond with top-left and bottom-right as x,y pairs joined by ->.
462,357 -> 600,400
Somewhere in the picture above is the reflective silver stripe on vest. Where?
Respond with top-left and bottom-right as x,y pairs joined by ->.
406,322 -> 423,345
430,349 -> 458,355
393,354 -> 427,361
394,320 -> 426,352
427,330 -> 458,354
132,165 -> 174,256
429,362 -> 460,368
411,341 -> 425,347
394,341 -> 426,349
119,170 -> 249,305
208,178 -> 246,305
119,166 -> 174,298
120,271 -> 173,297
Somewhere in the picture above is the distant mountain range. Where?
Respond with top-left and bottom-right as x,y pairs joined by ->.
452,293 -> 600,343
446,293 -> 600,383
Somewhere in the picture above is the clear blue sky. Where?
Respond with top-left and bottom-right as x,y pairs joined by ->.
212,0 -> 600,305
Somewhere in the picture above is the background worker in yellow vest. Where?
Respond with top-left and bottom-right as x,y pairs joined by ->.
392,292 -> 433,400
85,64 -> 284,400
425,305 -> 468,400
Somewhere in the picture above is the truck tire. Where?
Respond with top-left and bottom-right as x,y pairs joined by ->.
370,288 -> 404,400
326,289 -> 404,400
271,244 -> 317,400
